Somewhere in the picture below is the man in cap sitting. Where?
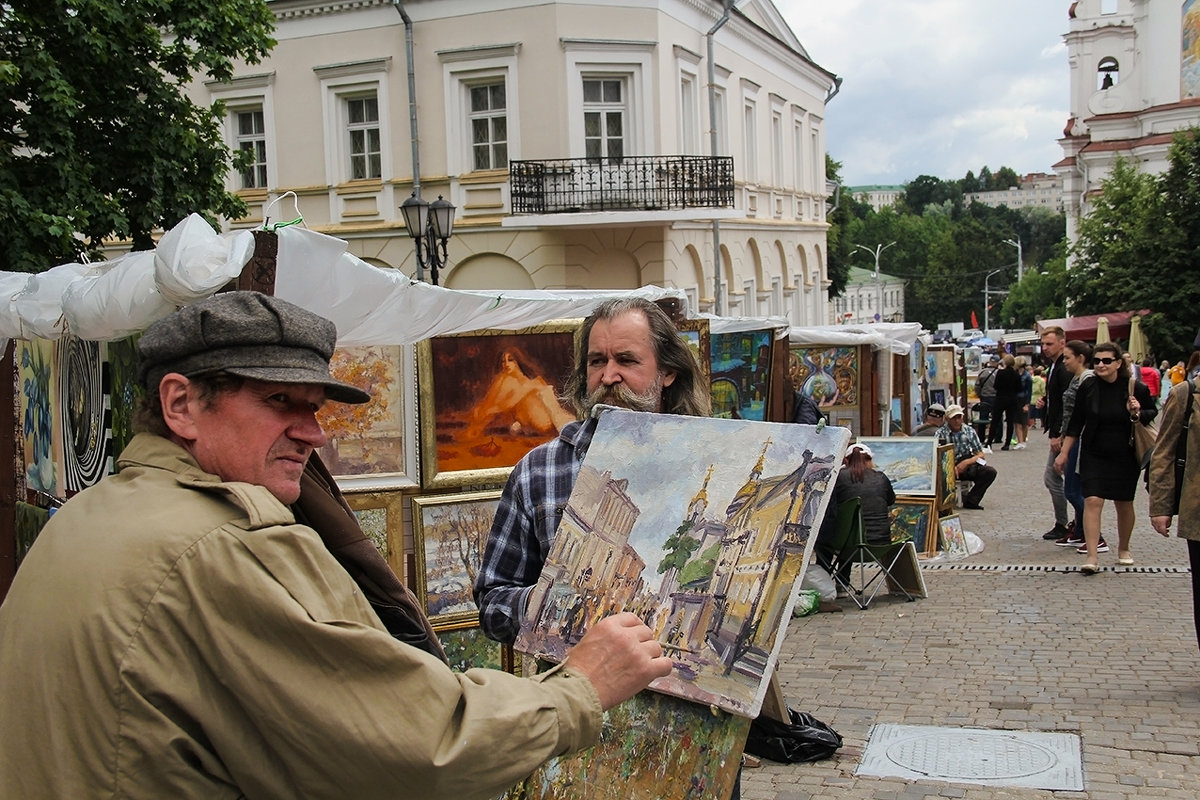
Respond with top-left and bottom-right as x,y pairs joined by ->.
937,403 -> 998,509
911,402 -> 946,436
0,291 -> 671,800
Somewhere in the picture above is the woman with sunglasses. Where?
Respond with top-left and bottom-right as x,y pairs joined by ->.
1055,342 -> 1157,573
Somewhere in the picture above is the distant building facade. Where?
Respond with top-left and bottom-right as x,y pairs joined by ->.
847,185 -> 904,212
1057,0 -> 1200,247
185,0 -> 841,324
830,266 -> 906,325
965,172 -> 1064,213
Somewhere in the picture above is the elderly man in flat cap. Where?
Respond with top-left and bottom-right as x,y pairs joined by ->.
0,291 -> 670,800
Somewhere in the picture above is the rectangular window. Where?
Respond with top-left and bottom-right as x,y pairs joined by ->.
793,117 -> 805,190
743,101 -> 757,181
771,110 -> 783,187
583,78 -> 625,160
469,81 -> 508,170
680,73 -> 698,155
712,88 -> 727,155
346,95 -> 381,180
236,109 -> 267,189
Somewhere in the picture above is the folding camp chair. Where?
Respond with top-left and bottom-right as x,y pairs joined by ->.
825,497 -> 918,610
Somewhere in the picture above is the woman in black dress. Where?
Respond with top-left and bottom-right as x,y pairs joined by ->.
1057,342 -> 1156,573
988,354 -> 1023,449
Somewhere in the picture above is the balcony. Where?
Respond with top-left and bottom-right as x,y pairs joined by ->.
509,155 -> 734,215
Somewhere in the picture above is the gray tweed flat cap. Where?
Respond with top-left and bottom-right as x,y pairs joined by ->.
137,291 -> 370,404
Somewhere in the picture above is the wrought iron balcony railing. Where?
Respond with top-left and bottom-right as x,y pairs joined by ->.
509,155 -> 734,214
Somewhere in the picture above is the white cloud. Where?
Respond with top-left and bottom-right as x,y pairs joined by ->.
775,0 -> 1069,185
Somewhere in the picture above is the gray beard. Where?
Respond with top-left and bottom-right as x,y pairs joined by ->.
582,377 -> 662,416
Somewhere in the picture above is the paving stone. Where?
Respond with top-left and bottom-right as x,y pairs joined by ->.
743,442 -> 1199,800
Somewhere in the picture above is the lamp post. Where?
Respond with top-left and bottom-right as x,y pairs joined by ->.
1003,237 -> 1023,280
983,267 -> 1007,335
400,192 -> 456,286
852,241 -> 896,323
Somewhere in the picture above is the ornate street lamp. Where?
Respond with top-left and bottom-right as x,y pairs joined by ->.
400,192 -> 456,285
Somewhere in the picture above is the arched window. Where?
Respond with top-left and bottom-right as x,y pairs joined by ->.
1097,57 -> 1119,90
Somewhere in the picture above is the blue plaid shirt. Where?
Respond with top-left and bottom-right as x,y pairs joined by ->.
937,421 -> 985,463
474,418 -> 596,644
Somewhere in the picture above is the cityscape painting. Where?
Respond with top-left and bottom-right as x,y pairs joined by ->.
514,408 -> 850,717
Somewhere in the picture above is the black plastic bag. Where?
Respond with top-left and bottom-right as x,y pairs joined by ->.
743,707 -> 842,763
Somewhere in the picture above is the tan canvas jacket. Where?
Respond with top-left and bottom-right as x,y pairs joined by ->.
1148,379 -> 1200,541
0,434 -> 600,799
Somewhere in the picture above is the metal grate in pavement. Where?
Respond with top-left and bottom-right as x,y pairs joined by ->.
858,724 -> 1084,791
921,563 -> 1191,574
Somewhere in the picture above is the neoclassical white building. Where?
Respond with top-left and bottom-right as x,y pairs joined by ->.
1057,0 -> 1200,247
830,266 -> 906,326
188,0 -> 840,323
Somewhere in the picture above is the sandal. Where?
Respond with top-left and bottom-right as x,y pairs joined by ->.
1080,563 -> 1100,575
1117,553 -> 1134,566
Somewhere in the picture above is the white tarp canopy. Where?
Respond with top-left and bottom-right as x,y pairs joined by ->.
0,215 -> 688,348
2,214 -> 916,355
789,321 -> 921,356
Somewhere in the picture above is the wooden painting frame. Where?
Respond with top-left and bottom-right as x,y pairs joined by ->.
788,344 -> 860,410
411,490 -> 503,628
343,490 -> 407,586
709,327 -> 774,421
890,496 -> 938,556
317,344 -> 419,490
434,620 -> 513,673
935,443 -> 957,514
417,321 -> 582,490
939,514 -> 969,559
855,436 -> 940,496
674,316 -> 712,390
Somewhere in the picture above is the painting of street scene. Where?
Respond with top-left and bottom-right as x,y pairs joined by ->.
412,491 -> 501,626
854,436 -> 940,496
514,408 -> 850,717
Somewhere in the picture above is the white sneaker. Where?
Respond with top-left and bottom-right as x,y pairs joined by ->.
982,446 -> 993,454
1014,442 -> 1026,450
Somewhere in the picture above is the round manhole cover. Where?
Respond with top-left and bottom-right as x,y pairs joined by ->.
886,732 -> 1058,780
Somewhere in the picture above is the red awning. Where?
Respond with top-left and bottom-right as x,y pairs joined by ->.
1035,310 -> 1149,341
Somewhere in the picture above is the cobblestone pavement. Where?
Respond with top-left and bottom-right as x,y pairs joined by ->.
743,432 -> 1199,800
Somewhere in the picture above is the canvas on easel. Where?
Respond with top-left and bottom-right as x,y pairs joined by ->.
515,407 -> 850,718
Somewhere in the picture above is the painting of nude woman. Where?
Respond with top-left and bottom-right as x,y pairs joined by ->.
418,321 -> 582,489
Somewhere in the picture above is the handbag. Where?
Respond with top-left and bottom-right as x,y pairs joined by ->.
1128,377 -> 1157,469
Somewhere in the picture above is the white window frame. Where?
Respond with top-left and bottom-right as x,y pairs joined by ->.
563,39 -> 654,160
204,72 -> 276,195
440,43 -> 521,177
770,103 -> 784,189
582,75 -> 629,160
315,58 -> 392,186
792,110 -> 806,192
741,79 -> 761,184
234,108 -> 268,190
674,46 -> 702,156
711,65 -> 731,156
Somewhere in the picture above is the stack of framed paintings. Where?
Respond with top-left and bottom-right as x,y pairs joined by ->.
856,437 -> 963,560
503,408 -> 849,800
411,490 -> 517,672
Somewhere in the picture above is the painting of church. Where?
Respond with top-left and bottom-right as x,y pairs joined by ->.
516,408 -> 849,717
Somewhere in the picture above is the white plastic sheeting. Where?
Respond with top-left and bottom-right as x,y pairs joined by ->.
270,225 -> 688,346
0,215 -> 686,346
789,321 -> 921,355
1,213 -> 920,357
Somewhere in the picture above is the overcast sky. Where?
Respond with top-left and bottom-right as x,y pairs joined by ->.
774,0 -> 1070,187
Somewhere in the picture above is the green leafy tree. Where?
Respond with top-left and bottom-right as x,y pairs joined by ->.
657,521 -> 698,575
1000,243 -> 1067,327
1070,131 -> 1200,361
993,166 -> 1020,190
0,0 -> 276,272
